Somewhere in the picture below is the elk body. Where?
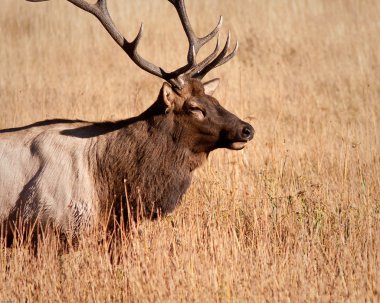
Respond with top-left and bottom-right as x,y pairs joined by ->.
0,0 -> 254,238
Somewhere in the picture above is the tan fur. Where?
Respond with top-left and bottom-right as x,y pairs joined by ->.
0,121 -> 97,233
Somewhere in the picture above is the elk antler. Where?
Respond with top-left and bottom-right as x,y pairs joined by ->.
27,0 -> 238,88
167,0 -> 238,85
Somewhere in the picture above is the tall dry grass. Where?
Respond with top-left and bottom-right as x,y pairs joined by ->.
0,0 -> 379,301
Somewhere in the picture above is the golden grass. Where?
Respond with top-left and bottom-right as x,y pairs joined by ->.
0,0 -> 379,301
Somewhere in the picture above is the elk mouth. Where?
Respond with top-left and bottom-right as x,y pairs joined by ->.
228,140 -> 249,150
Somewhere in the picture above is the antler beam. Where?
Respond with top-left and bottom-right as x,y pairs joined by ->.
67,0 -> 169,79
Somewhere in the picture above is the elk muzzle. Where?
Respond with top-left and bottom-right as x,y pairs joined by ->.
216,115 -> 254,150
227,121 -> 254,150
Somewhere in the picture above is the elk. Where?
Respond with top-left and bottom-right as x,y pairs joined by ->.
0,0 -> 254,240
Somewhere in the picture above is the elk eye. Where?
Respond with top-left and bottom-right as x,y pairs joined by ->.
189,107 -> 205,120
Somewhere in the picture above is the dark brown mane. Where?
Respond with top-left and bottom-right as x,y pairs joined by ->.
91,87 -> 209,222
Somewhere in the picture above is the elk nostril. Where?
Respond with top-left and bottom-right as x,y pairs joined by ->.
242,125 -> 254,139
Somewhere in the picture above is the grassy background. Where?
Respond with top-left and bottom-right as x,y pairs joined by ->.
0,0 -> 379,301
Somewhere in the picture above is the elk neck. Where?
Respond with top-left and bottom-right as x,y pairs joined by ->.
89,95 -> 207,217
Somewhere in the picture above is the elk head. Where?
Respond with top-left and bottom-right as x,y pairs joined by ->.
29,0 -> 254,153
157,79 -> 253,153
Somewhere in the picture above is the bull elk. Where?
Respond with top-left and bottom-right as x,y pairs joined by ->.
0,0 -> 254,241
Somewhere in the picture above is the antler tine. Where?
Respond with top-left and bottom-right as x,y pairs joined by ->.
166,36 -> 221,87
168,0 -> 223,65
67,0 -> 169,79
195,34 -> 239,80
185,36 -> 221,78
167,0 -> 238,84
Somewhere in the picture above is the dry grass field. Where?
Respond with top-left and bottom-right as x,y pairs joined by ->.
0,0 -> 379,301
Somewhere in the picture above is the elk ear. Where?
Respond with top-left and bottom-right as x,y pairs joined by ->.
203,78 -> 220,96
162,82 -> 176,110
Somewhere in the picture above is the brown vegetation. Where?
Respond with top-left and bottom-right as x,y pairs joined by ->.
0,0 -> 379,301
